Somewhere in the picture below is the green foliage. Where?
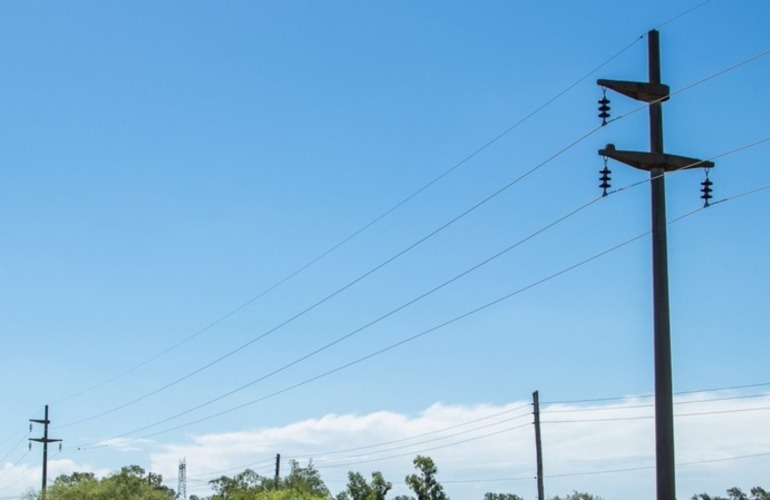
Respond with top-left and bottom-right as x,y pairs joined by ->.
404,455 -> 448,500
692,486 -> 770,500
284,459 -> 330,498
28,465 -> 175,500
207,460 -> 329,500
549,492 -> 603,500
336,471 -> 392,500
484,493 -> 524,500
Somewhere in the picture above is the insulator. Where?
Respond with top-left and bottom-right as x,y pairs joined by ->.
598,89 -> 611,126
599,161 -> 612,196
29,423 -> 32,432
29,442 -> 32,451
701,172 -> 714,207
59,442 -> 63,452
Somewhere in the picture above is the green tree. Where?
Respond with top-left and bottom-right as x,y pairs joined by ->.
484,494 -> 524,500
403,455 -> 448,500
692,486 -> 770,500
549,492 -> 603,500
207,461 -> 329,500
25,465 -> 175,500
337,471 -> 392,500
209,468 -> 266,499
284,459 -> 330,498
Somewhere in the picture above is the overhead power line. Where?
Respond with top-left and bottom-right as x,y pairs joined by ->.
51,30 -> 646,409
65,131 -> 770,448
57,41 -> 770,436
58,121 -> 606,431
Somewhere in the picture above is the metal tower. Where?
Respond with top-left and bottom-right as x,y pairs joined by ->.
177,458 -> 187,500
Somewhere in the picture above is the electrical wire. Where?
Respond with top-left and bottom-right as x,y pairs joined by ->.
312,423 -> 533,471
542,404 -> 770,424
188,406 -> 533,483
544,381 -> 770,405
57,121 -> 606,431
50,29 -> 646,408
655,0 -> 713,30
111,218 -> 655,442
53,24 -> 770,442
64,130 -> 770,452
542,392 -> 770,414
99,192 -> 604,439
62,37 -> 770,433
544,451 -> 770,480
307,413 -> 533,466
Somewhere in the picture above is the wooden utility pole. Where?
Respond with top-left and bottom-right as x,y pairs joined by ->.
597,30 -> 713,500
274,453 -> 281,486
532,391 -> 544,500
29,405 -> 62,499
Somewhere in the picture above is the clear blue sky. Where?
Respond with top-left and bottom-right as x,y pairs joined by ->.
1,1 -> 769,499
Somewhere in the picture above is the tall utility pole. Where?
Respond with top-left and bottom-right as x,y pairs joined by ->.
532,391 -> 544,500
29,405 -> 62,498
597,30 -> 713,500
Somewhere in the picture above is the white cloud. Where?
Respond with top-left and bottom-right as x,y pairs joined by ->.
6,393 -> 765,499
147,391 -> 770,500
95,437 -> 154,452
0,458 -> 110,499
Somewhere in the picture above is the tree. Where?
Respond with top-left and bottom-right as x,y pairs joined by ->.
207,461 -> 329,500
485,494 -> 524,500
692,486 -> 770,500
337,471 -> 392,500
25,465 -> 176,500
284,459 -> 330,498
209,468 -> 265,499
549,492 -> 603,500
403,455 -> 448,500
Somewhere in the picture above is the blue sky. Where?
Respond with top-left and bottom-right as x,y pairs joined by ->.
1,1 -> 769,499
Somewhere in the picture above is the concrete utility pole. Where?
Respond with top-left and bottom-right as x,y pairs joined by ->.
29,405 -> 62,499
597,30 -> 713,500
532,391 -> 545,500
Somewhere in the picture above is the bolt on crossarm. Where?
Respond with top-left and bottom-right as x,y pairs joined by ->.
595,30 -> 713,500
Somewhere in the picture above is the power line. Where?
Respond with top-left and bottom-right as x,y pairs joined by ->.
544,381 -> 770,405
58,121 -> 606,431
65,140 -> 770,451
99,193 -> 604,439
53,32 -> 770,438
312,423 -> 533,471
187,406 -> 533,484
542,392 -> 770,414
50,30 -> 646,409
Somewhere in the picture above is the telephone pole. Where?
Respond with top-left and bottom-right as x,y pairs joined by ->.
532,391 -> 544,500
596,30 -> 713,500
29,405 -> 62,499
274,453 -> 281,486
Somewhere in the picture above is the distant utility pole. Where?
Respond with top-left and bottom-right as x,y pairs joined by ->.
274,453 -> 281,486
29,405 -> 62,499
532,391 -> 544,500
596,29 -> 713,500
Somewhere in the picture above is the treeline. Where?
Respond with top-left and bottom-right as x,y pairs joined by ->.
21,455 -> 769,500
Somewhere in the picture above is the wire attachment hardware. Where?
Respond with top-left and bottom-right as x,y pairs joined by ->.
701,168 -> 713,207
599,156 -> 612,196
598,87 -> 611,126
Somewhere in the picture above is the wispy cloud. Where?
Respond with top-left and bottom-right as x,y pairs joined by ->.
148,391 -> 770,500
